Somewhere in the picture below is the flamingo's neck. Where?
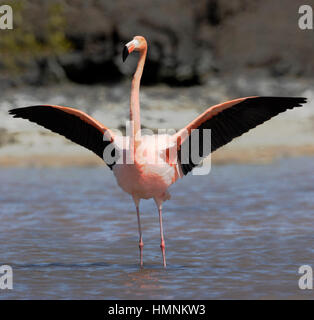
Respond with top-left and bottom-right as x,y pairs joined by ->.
130,47 -> 146,150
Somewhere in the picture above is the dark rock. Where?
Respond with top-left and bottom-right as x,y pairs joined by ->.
0,0 -> 313,87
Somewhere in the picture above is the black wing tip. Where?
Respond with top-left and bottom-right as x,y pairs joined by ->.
294,97 -> 307,107
277,96 -> 307,107
9,105 -> 51,117
279,96 -> 307,105
9,106 -> 28,118
249,96 -> 307,104
246,96 -> 308,109
8,107 -> 23,114
8,107 -> 23,117
295,97 -> 307,105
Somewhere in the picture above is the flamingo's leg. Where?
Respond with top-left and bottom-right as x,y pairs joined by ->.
136,205 -> 144,267
158,206 -> 167,268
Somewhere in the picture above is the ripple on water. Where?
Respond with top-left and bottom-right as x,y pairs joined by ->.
0,157 -> 314,299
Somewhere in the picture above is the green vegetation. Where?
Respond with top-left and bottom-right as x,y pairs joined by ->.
0,2 -> 71,73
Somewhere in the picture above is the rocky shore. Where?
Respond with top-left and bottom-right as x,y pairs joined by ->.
1,1 -> 313,87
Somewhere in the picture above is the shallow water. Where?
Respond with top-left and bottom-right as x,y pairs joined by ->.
1,157 -> 314,299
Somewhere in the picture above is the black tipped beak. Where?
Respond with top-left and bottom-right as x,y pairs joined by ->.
122,46 -> 129,62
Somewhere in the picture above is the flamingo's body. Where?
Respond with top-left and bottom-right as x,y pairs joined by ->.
10,36 -> 307,267
113,134 -> 176,201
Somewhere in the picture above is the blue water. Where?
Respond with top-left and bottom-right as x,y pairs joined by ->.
0,157 -> 314,299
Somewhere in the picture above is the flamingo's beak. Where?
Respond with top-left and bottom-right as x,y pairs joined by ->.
122,46 -> 129,62
122,40 -> 137,62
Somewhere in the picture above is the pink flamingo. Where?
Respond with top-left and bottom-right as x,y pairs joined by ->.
10,36 -> 306,267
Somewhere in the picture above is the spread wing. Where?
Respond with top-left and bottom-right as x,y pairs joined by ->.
170,96 -> 307,175
9,105 -> 118,169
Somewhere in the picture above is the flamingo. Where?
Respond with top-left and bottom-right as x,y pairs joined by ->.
9,36 -> 307,268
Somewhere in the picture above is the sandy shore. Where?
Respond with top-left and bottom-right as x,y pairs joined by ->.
1,78 -> 314,167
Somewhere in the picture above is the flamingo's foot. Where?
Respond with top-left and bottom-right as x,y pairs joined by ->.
160,240 -> 166,268
139,240 -> 144,267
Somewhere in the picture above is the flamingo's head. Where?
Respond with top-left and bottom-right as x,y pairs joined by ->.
122,36 -> 147,62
